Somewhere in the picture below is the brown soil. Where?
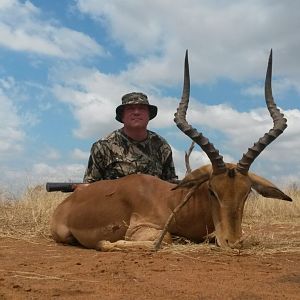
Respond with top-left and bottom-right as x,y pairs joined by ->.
0,224 -> 299,300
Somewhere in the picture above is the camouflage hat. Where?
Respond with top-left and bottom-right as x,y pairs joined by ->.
116,92 -> 158,123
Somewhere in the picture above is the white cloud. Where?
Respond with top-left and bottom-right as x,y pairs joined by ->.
185,101 -> 300,165
1,1 -> 299,195
0,76 -> 15,90
45,148 -> 61,160
49,59 -> 300,178
71,148 -> 89,161
51,73 -> 181,138
76,0 -> 168,55
32,162 -> 84,181
1,162 -> 86,195
256,109 -> 300,162
242,78 -> 300,97
0,0 -> 104,60
50,64 -> 178,138
0,89 -> 25,158
76,0 -> 300,87
51,68 -> 126,138
0,76 -> 44,162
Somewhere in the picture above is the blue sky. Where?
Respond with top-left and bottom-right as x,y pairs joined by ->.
0,0 -> 299,195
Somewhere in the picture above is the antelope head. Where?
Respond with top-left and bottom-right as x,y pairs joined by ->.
174,50 -> 292,248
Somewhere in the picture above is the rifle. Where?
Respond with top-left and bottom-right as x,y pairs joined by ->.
46,182 -> 82,193
46,179 -> 180,193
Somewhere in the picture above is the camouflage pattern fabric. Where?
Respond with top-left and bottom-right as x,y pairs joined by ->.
83,129 -> 177,183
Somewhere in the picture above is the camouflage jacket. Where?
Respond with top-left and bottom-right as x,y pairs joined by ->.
83,129 -> 177,183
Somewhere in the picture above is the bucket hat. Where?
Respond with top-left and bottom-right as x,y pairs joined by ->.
116,92 -> 157,123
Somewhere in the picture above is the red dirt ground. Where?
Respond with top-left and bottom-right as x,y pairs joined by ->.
1,225 -> 299,300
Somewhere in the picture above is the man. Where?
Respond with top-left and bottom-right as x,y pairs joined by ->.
83,92 -> 178,183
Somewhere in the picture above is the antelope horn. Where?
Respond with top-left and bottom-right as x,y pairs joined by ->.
174,50 -> 226,174
185,141 -> 195,175
236,49 -> 288,174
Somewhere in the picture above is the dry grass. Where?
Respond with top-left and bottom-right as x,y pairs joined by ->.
0,185 -> 65,241
0,183 -> 299,254
240,185 -> 300,255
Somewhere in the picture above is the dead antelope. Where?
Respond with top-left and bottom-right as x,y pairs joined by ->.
51,50 -> 292,251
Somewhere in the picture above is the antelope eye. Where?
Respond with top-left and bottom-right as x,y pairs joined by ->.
208,188 -> 217,198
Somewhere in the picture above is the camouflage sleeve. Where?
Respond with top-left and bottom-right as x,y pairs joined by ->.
83,142 -> 107,183
160,142 -> 178,182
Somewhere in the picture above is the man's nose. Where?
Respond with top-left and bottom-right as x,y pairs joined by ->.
132,108 -> 141,114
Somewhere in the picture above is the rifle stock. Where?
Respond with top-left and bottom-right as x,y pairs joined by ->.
46,182 -> 82,193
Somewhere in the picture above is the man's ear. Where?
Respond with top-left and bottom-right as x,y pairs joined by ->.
249,172 -> 292,202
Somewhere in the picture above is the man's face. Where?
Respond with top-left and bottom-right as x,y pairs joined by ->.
122,104 -> 150,129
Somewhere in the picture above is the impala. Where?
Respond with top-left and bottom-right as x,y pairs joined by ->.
51,50 -> 292,251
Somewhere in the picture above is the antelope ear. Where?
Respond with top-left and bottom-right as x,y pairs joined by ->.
172,165 -> 211,190
249,172 -> 292,202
